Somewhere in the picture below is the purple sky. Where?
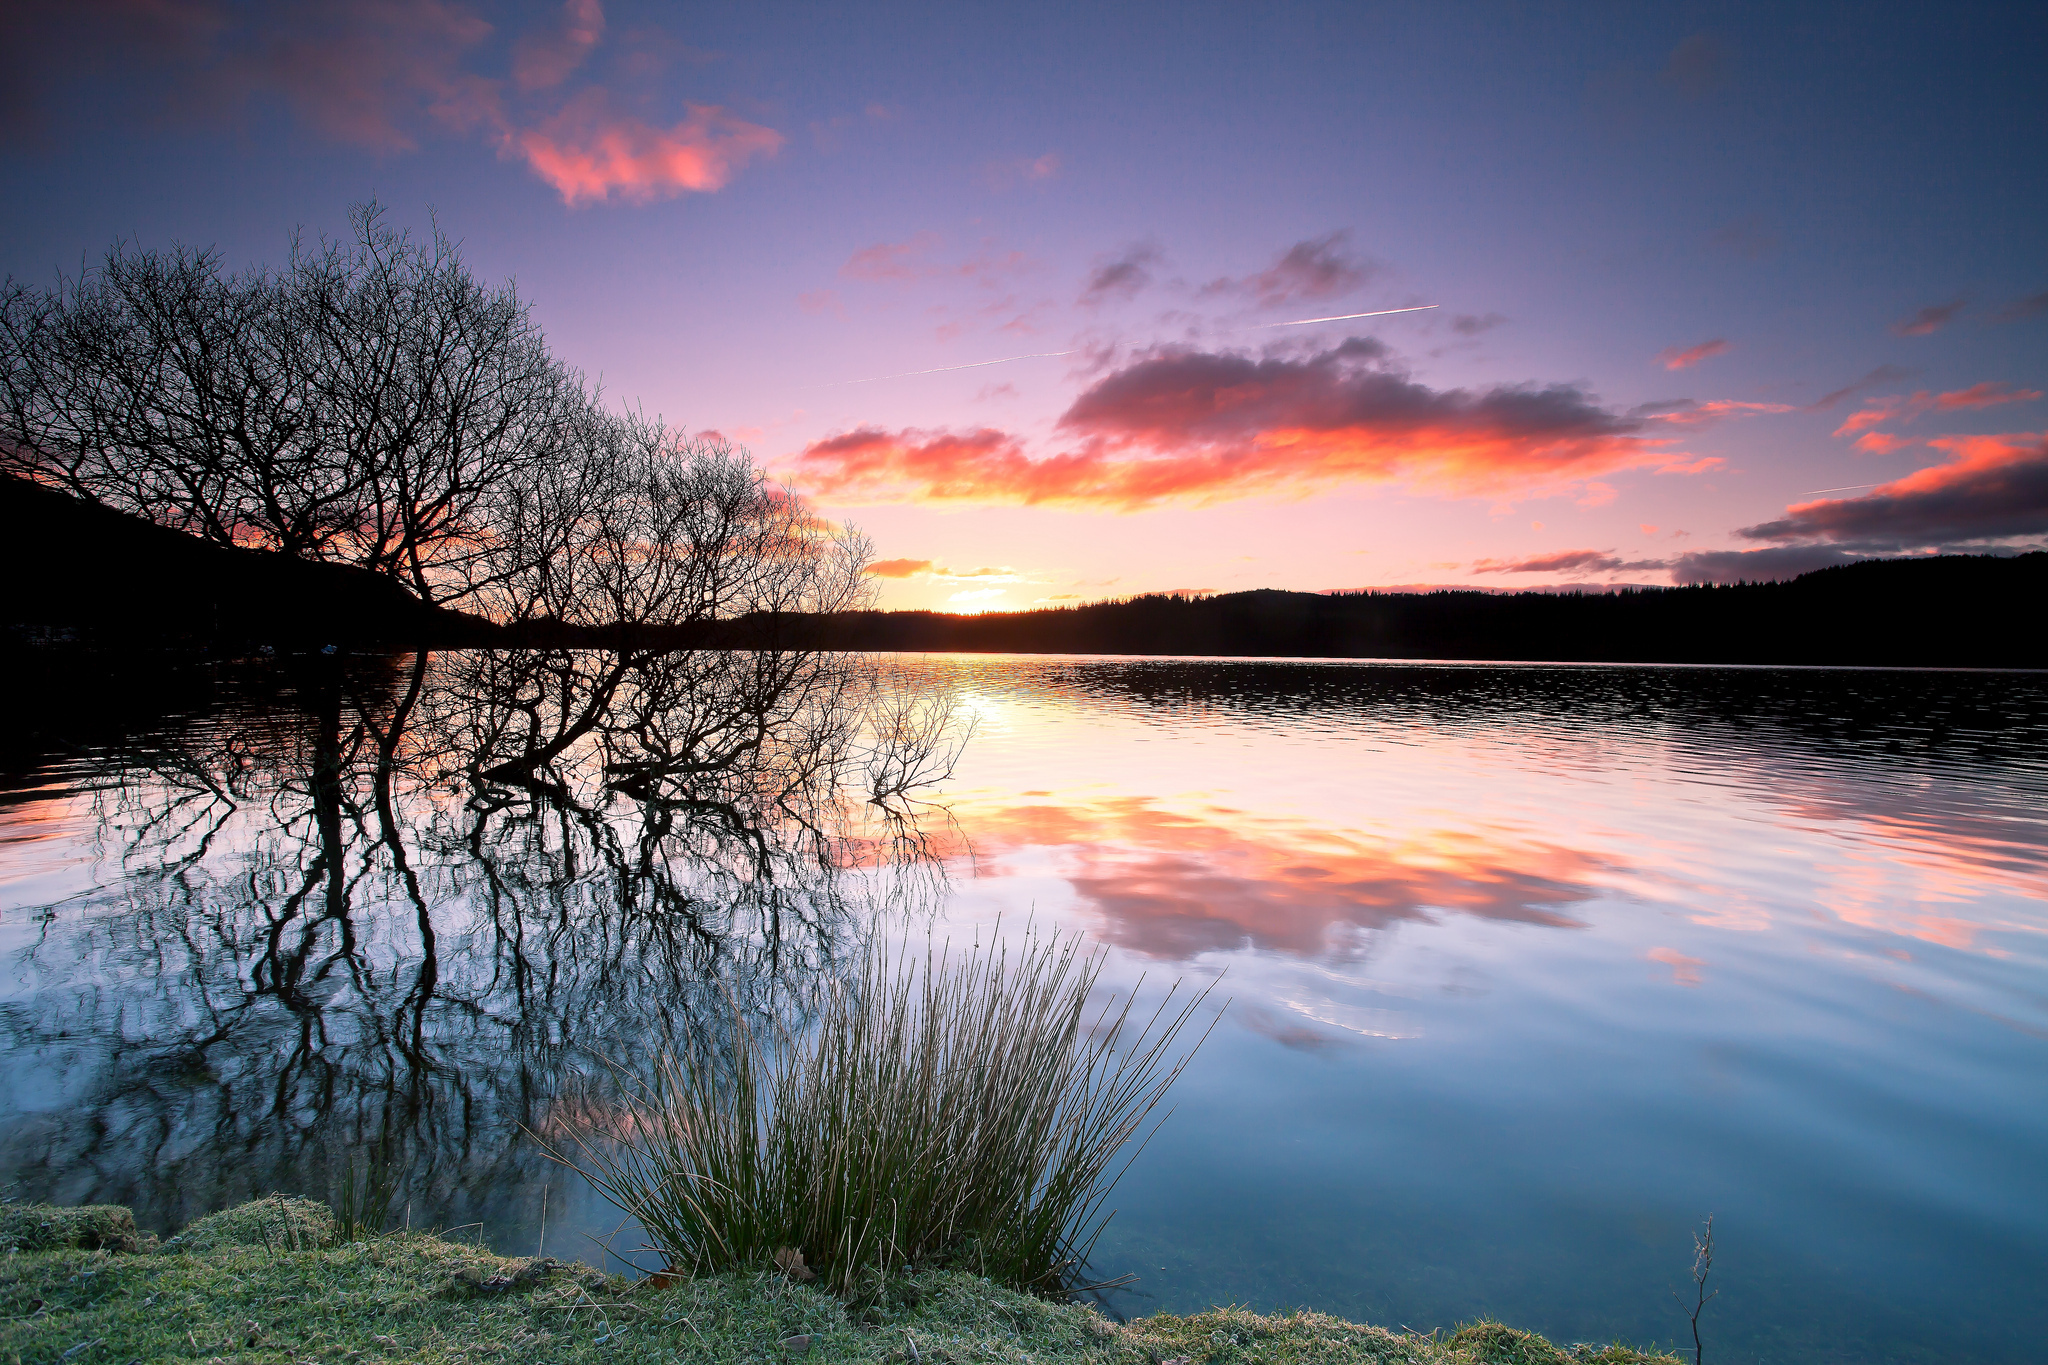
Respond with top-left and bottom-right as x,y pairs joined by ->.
5,1 -> 2044,610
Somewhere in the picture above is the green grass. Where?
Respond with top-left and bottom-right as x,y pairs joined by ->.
557,930 -> 1217,1296
0,1204 -> 153,1254
0,1200 -> 1683,1365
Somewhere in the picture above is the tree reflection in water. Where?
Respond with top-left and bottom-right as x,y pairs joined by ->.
0,647 -> 964,1242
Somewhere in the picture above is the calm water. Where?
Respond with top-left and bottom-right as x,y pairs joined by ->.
2,652 -> 2044,1364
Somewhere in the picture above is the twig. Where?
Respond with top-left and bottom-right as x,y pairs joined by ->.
1670,1214 -> 1717,1365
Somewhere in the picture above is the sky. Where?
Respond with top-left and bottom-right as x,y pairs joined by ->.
3,0 -> 2044,612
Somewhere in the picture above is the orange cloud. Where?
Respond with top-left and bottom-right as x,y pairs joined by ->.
509,89 -> 782,205
792,341 -> 1693,510
864,558 -> 933,578
1852,431 -> 1913,454
1657,338 -> 1730,370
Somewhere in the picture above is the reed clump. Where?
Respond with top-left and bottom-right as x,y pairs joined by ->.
559,931 -> 1215,1297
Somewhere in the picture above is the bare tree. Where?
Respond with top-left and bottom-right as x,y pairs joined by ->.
0,204 -> 590,609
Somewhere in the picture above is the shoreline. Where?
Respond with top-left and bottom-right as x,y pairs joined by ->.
1,1200 -> 1683,1365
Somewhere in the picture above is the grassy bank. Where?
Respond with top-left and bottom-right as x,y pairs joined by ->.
1,1200 -> 1681,1365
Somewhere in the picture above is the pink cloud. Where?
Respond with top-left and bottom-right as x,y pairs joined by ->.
1657,338 -> 1730,370
1832,381 -> 2041,437
513,0 -> 603,91
841,232 -> 941,281
1852,431 -> 1913,454
511,89 -> 783,205
1934,380 -> 2045,412
1890,298 -> 1967,336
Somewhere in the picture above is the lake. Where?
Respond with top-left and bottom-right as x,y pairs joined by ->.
2,651 -> 2043,1364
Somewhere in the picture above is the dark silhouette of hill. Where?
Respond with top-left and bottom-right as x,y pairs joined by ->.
7,474 -> 2041,666
1,475 -> 496,651
810,555 -> 2047,667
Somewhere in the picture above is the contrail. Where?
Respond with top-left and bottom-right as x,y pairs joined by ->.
810,349 -> 1077,388
1259,304 -> 1439,328
1797,482 -> 1881,496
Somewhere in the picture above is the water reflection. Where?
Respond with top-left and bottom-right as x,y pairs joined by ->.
0,648 -> 957,1241
960,798 -> 1607,959
900,656 -> 2047,1363
4,652 -> 2046,1363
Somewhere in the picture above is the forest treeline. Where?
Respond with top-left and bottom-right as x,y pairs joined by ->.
806,554 -> 2047,668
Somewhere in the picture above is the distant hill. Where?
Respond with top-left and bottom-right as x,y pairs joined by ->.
6,475 -> 2040,666
0,476 -> 494,651
809,555 -> 2047,667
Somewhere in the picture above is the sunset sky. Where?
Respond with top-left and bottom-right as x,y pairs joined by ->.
4,1 -> 2044,611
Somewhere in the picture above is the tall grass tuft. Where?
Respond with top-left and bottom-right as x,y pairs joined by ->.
331,1151 -> 400,1244
556,929 -> 1215,1296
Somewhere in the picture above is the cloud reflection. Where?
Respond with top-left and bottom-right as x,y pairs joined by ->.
958,796 -> 1609,961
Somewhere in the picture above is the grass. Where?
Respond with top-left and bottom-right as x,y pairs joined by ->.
554,929 -> 1216,1296
0,1200 -> 1685,1365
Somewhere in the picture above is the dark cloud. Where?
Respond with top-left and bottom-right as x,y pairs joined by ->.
1661,33 -> 1731,98
1991,290 -> 2048,324
1668,546 -> 1870,584
1738,435 -> 2048,550
1451,312 -> 1508,336
1472,549 -> 1669,576
1203,232 -> 1377,308
2,0 -> 499,154
0,0 -> 228,144
1808,364 -> 1916,411
1079,242 -> 1161,306
1890,298 -> 1968,337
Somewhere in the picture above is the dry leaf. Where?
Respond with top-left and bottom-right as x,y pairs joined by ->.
771,1246 -> 817,1282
